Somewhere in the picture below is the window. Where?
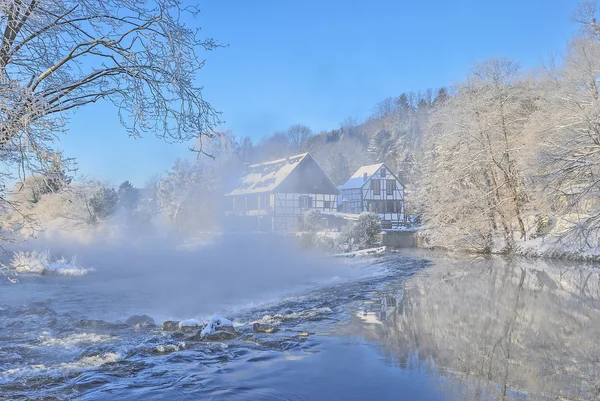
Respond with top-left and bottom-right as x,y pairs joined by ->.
387,180 -> 396,195
299,196 -> 313,209
380,168 -> 386,178
371,179 -> 381,195
387,200 -> 398,213
324,200 -> 331,209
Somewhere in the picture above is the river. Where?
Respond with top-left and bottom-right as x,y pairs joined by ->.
1,237 -> 599,400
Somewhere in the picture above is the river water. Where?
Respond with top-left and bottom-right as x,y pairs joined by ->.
1,237 -> 599,400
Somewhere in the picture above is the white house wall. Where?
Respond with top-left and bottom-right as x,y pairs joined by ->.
273,192 -> 338,231
340,165 -> 406,227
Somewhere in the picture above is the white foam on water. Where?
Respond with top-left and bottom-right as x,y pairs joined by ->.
254,307 -> 334,326
155,343 -> 186,353
0,352 -> 120,384
39,333 -> 113,348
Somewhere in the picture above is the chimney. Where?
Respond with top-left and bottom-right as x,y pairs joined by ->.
363,172 -> 368,182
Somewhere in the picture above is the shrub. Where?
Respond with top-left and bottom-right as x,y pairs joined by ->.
303,209 -> 323,232
353,212 -> 382,249
334,212 -> 382,252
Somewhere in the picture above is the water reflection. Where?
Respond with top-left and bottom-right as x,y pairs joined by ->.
343,252 -> 600,400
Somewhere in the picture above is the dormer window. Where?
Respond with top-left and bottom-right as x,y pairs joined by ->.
380,168 -> 386,178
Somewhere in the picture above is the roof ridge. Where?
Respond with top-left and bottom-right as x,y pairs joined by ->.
247,152 -> 308,168
338,162 -> 387,190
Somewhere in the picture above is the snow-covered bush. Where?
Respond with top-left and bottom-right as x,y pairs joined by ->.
303,209 -> 323,232
334,213 -> 382,252
353,212 -> 382,249
298,213 -> 382,253
336,224 -> 357,253
9,250 -> 92,276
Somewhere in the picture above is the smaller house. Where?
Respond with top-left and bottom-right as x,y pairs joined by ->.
226,153 -> 340,231
338,163 -> 406,229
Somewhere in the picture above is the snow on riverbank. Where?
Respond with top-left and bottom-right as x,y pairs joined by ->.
9,250 -> 93,276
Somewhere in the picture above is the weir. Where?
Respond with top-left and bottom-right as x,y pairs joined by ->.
381,230 -> 417,249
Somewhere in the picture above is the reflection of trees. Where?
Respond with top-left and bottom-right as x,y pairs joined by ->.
347,254 -> 600,400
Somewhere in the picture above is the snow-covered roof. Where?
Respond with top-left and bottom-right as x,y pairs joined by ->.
227,153 -> 309,196
338,163 -> 385,190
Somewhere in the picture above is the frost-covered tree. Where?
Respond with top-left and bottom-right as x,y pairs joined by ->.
116,180 -> 139,219
533,35 -> 600,247
286,124 -> 313,152
419,59 -> 537,251
156,132 -> 244,232
89,186 -> 118,222
310,136 -> 372,185
256,132 -> 290,160
0,0 -> 221,237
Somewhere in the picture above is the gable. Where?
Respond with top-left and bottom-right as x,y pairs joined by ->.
276,155 -> 340,195
339,163 -> 405,191
369,164 -> 405,188
227,153 -> 307,196
226,153 -> 340,196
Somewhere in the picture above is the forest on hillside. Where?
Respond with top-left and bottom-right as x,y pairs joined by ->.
3,2 -> 600,258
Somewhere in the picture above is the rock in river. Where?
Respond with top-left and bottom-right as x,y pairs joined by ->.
253,323 -> 279,333
77,319 -> 128,330
179,319 -> 202,333
204,326 -> 239,341
161,321 -> 180,331
125,315 -> 156,327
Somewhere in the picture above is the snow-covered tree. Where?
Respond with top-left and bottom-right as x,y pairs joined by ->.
286,124 -> 313,152
419,59 -> 537,251
0,0 -> 222,237
89,186 -> 118,222
156,132 -> 244,232
533,35 -> 600,247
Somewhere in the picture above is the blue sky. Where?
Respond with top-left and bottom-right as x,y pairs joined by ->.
61,0 -> 579,186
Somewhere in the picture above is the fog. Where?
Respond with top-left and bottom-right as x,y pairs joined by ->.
1,232 -> 370,323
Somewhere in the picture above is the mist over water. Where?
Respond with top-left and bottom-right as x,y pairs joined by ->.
2,244 -> 599,400
1,233 -> 377,322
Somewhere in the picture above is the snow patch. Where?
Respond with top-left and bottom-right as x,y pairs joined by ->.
334,246 -> 386,258
9,250 -> 93,276
178,319 -> 201,329
200,315 -> 234,337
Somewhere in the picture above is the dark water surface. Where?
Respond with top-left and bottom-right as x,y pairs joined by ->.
1,242 -> 599,400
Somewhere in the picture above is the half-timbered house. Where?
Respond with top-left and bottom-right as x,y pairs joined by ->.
226,153 -> 340,231
338,163 -> 406,229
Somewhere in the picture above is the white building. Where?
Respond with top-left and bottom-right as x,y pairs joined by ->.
226,153 -> 340,231
338,163 -> 406,229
